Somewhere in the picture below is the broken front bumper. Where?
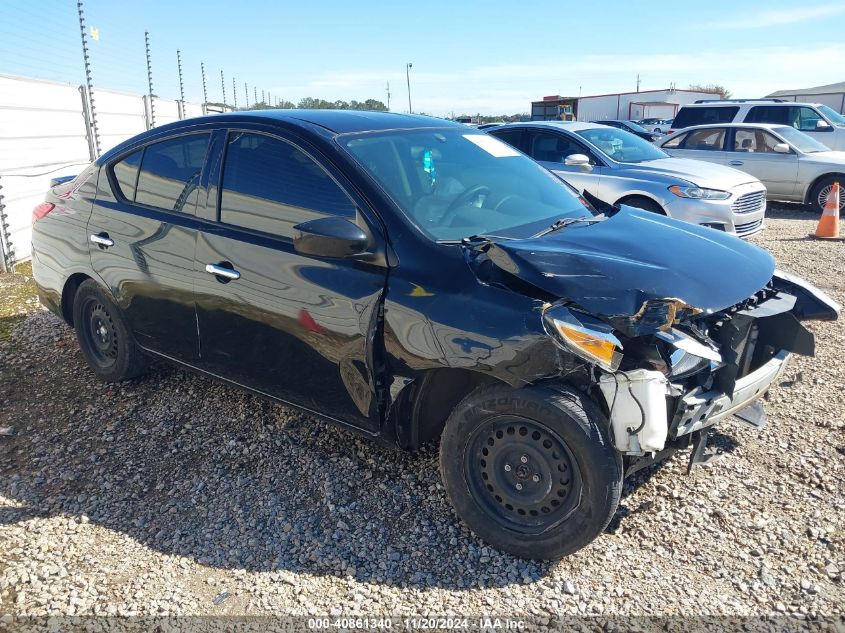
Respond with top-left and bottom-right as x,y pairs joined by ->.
672,349 -> 790,437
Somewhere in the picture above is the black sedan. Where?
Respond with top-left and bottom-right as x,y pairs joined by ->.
31,110 -> 838,559
590,119 -> 661,141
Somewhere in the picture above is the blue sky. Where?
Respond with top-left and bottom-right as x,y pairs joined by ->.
2,0 -> 844,115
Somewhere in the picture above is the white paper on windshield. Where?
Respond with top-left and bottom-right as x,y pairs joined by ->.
463,134 -> 521,157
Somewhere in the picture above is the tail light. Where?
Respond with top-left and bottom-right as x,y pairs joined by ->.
32,202 -> 55,225
665,130 -> 675,135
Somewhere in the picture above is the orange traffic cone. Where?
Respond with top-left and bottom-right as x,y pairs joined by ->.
811,181 -> 843,240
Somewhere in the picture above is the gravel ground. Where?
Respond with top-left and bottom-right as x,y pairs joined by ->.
0,204 -> 843,625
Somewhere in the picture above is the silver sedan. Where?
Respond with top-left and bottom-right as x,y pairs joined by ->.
656,122 -> 845,213
489,121 -> 767,238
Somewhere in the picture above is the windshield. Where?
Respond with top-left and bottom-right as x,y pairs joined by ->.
575,127 -> 669,163
818,104 -> 845,127
774,126 -> 831,153
340,128 -> 596,241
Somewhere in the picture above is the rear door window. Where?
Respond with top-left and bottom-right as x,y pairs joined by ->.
219,132 -> 355,238
672,106 -> 738,129
680,128 -> 726,150
745,106 -> 790,125
134,134 -> 210,213
111,149 -> 143,200
526,130 -> 597,164
490,128 -> 525,152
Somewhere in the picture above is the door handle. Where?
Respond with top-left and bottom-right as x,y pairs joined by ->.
205,263 -> 240,281
729,160 -> 744,166
90,233 -> 114,248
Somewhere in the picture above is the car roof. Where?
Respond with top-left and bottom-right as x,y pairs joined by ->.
497,121 -> 609,132
682,100 -> 825,108
667,122 -> 786,131
205,109 -> 461,133
98,110 -> 464,162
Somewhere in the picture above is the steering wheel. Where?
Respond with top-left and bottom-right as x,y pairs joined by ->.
441,185 -> 491,224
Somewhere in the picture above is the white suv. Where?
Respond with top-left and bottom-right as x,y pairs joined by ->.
668,100 -> 845,150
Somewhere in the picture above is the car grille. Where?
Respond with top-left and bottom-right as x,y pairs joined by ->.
732,190 -> 766,215
736,218 -> 763,237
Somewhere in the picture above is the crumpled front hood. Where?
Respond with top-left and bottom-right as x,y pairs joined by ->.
626,157 -> 759,189
481,207 -> 775,322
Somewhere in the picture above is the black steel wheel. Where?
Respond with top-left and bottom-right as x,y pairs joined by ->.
73,280 -> 148,382
465,416 -> 582,534
440,384 -> 623,560
79,298 -> 120,369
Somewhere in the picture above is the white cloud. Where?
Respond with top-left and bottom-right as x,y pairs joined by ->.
272,44 -> 845,116
706,3 -> 845,29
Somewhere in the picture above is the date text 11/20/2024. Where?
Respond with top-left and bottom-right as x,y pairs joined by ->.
307,617 -> 526,630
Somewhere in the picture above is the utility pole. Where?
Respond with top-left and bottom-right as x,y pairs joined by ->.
406,63 -> 413,113
386,81 -> 391,111
244,82 -> 248,108
220,70 -> 226,107
201,62 -> 208,106
76,0 -> 100,155
636,74 -> 641,93
233,76 -> 237,109
144,30 -> 155,128
254,87 -> 258,105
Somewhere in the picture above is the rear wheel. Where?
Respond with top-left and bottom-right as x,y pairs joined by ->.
809,175 -> 845,214
73,280 -> 148,382
439,384 -> 623,560
620,196 -> 665,214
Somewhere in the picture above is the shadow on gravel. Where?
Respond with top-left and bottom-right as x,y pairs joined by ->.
0,311 -> 733,590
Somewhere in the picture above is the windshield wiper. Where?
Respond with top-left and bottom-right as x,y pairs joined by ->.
532,216 -> 602,238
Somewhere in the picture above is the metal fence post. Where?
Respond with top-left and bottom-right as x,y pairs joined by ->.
79,85 -> 97,161
144,31 -> 156,128
0,175 -> 14,272
177,49 -> 185,119
76,0 -> 100,156
201,62 -> 208,111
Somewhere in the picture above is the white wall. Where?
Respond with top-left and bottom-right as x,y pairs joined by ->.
0,74 -> 205,265
578,89 -> 717,121
777,93 -> 845,114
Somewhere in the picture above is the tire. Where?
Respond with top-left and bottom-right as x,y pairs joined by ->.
439,383 -> 623,560
809,175 -> 845,214
620,196 -> 664,214
72,279 -> 148,382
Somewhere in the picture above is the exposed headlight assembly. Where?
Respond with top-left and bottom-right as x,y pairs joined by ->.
543,306 -> 623,371
668,185 -> 731,200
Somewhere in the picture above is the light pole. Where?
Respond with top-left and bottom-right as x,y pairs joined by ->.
406,62 -> 413,114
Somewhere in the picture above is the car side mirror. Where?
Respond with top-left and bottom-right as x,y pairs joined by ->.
773,143 -> 791,154
293,216 -> 370,259
816,119 -> 832,130
564,154 -> 593,172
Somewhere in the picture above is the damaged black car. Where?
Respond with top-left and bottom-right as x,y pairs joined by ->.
31,111 -> 840,560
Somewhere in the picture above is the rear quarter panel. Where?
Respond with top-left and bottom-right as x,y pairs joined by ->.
31,165 -> 99,320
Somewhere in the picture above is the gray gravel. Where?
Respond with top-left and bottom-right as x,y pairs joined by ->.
0,202 -> 843,621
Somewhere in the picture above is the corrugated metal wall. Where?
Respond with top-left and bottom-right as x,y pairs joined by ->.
0,73 -> 205,266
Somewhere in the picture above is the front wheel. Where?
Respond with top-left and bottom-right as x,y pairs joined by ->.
439,384 -> 623,560
809,175 -> 845,214
73,279 -> 148,382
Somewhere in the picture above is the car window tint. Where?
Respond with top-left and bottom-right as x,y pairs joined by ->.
673,106 -> 738,128
490,128 -> 524,151
135,134 -> 209,212
528,131 -> 593,164
681,128 -> 726,151
220,132 -> 355,237
111,149 -> 143,200
744,106 -> 790,125
661,132 -> 687,148
733,129 -> 781,153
